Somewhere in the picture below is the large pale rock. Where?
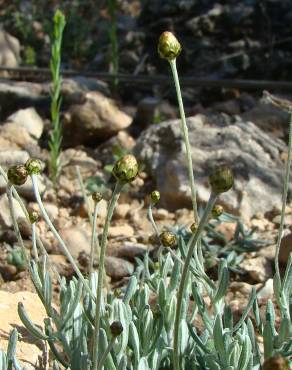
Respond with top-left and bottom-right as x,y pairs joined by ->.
134,113 -> 287,219
0,290 -> 46,369
63,91 -> 132,146
59,226 -> 91,258
7,107 -> 44,139
105,256 -> 134,279
0,31 -> 20,67
0,194 -> 26,227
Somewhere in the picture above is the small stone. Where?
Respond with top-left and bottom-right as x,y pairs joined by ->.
0,290 -> 46,369
42,202 -> 59,222
279,232 -> 292,265
7,107 -> 44,139
59,226 -> 91,258
105,256 -> 134,279
153,208 -> 169,220
113,203 -> 131,219
257,279 -> 274,300
116,242 -> 150,261
49,254 -> 74,278
240,256 -> 272,282
109,224 -> 134,238
0,194 -> 26,228
0,31 -> 20,68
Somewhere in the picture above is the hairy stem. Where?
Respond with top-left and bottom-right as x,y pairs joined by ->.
169,59 -> 198,223
92,182 -> 123,370
96,336 -> 115,370
173,193 -> 217,370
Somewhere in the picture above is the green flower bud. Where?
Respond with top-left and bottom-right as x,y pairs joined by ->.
158,31 -> 181,61
262,355 -> 289,370
150,190 -> 160,205
110,321 -> 123,337
160,231 -> 177,248
7,165 -> 28,186
25,158 -> 42,175
209,167 -> 234,194
212,204 -> 224,218
112,154 -> 139,183
91,192 -> 103,203
28,210 -> 39,224
190,222 -> 198,233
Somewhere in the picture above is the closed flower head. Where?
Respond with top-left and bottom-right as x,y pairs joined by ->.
29,210 -> 39,224
25,158 -> 42,175
150,190 -> 160,205
7,165 -> 28,186
209,167 -> 234,194
212,204 -> 224,218
158,31 -> 181,61
110,321 -> 123,337
160,231 -> 177,248
91,192 -> 103,203
112,154 -> 139,183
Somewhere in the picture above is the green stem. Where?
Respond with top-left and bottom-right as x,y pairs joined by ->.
275,110 -> 292,280
89,202 -> 100,276
6,184 -> 29,265
96,336 -> 115,370
169,59 -> 198,223
173,193 -> 217,370
31,174 -> 94,300
147,203 -> 160,237
92,182 -> 123,370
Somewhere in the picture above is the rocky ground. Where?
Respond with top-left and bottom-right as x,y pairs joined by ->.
0,0 -> 292,368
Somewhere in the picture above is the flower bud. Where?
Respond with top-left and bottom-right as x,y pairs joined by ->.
28,210 -> 39,224
150,190 -> 160,205
190,222 -> 198,233
209,167 -> 234,194
112,154 -> 139,183
110,321 -> 123,337
212,205 -> 224,218
262,355 -> 289,370
7,165 -> 28,186
160,231 -> 177,248
158,31 -> 181,61
91,192 -> 103,203
25,158 -> 42,175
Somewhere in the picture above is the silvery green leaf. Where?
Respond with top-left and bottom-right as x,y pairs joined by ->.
213,265 -> 229,303
117,356 -> 127,370
161,253 -> 173,279
237,325 -> 252,370
112,300 -> 129,357
137,357 -> 150,370
178,319 -> 189,354
265,300 -> 277,336
129,322 -> 140,367
18,303 -> 50,340
205,355 -> 221,370
53,360 -> 61,370
263,320 -> 274,359
169,258 -> 181,292
7,329 -> 17,363
158,280 -> 166,308
141,307 -> 154,353
192,284 -> 213,332
99,328 -> 116,370
166,295 -> 176,329
233,287 -> 256,333
273,272 -> 282,305
0,352 -> 7,370
252,299 -> 263,334
43,272 -> 52,310
29,261 -> 43,298
223,305 -> 233,330
188,323 -> 210,354
60,279 -> 83,331
123,276 -> 137,305
247,318 -> 261,366
276,317 -> 291,347
213,315 -> 227,365
45,320 -> 69,368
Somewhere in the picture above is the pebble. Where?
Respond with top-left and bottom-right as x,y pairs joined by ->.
105,256 -> 134,279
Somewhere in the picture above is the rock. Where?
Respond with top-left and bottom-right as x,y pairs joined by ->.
134,113 -> 288,219
215,222 -> 237,241
133,97 -> 159,132
0,290 -> 46,369
116,242 -> 150,261
42,202 -> 59,222
279,232 -> 292,265
49,254 -> 74,278
0,31 -> 20,68
0,194 -> 26,228
240,256 -> 273,283
105,256 -> 134,279
114,203 -> 131,219
109,224 -> 134,238
7,107 -> 44,139
0,123 -> 35,149
62,91 -> 132,146
257,278 -> 274,301
59,226 -> 91,258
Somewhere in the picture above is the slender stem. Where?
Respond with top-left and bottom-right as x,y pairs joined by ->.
31,222 -> 39,262
89,202 -> 100,275
173,193 -> 217,370
169,59 -> 198,223
31,174 -> 94,300
96,336 -> 115,370
6,184 -> 29,265
147,203 -> 160,237
92,182 -> 123,370
275,110 -> 292,279
75,165 -> 93,226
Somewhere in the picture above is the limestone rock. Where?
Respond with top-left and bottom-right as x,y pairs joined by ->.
7,107 -> 44,139
0,290 -> 46,369
59,226 -> 91,258
0,194 -> 25,228
279,232 -> 292,265
105,256 -> 134,279
0,31 -> 20,68
63,91 -> 132,146
134,113 -> 287,219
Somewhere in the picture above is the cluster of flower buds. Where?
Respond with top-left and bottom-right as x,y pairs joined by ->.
160,231 -> 177,248
7,158 -> 43,186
